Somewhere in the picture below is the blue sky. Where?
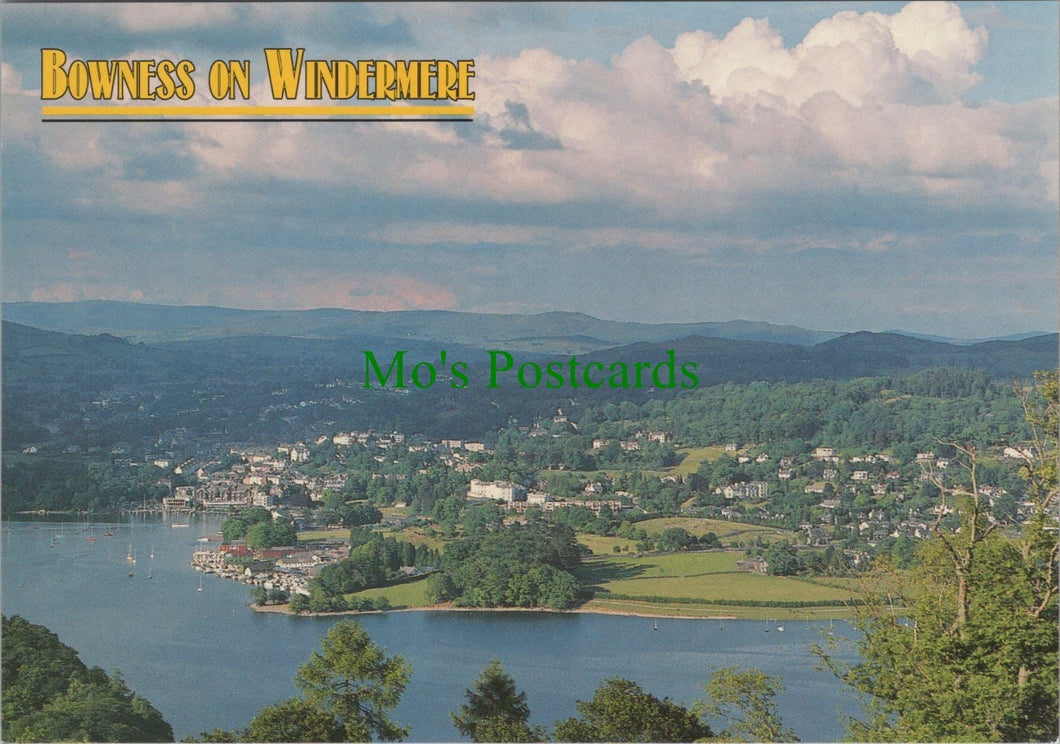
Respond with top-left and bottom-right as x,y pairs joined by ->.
2,2 -> 1057,338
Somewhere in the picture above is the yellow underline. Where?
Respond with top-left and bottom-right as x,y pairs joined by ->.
42,104 -> 475,117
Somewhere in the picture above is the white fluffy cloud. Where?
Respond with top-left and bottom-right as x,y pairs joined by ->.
673,2 -> 988,105
5,1 -> 1053,227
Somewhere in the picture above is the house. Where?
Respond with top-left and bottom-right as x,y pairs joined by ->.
467,479 -> 527,503
720,481 -> 768,500
806,527 -> 830,546
737,557 -> 768,574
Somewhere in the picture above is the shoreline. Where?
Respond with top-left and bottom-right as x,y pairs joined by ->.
248,601 -> 740,621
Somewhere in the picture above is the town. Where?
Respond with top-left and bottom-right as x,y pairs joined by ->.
178,404 -> 1034,606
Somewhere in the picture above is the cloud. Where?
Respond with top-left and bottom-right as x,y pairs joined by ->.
15,2 -> 1044,222
672,2 -> 987,106
1,2 -> 1056,337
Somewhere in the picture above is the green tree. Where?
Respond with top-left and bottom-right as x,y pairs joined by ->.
294,620 -> 411,741
2,614 -> 173,742
763,542 -> 803,576
553,677 -> 710,742
694,666 -> 797,742
451,659 -> 545,742
244,697 -> 345,742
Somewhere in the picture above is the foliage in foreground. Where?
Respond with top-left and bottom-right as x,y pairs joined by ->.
196,620 -> 411,742
1,614 -> 174,743
450,659 -> 547,742
553,677 -> 712,742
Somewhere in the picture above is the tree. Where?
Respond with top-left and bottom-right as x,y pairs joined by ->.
244,697 -> 345,742
294,620 -> 411,741
694,666 -> 797,742
819,373 -> 1058,742
2,614 -> 173,743
451,659 -> 545,742
553,677 -> 711,742
763,542 -> 803,576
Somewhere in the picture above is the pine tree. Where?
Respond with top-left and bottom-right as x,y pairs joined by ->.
451,659 -> 544,742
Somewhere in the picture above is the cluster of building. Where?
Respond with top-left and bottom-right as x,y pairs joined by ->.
466,478 -> 625,515
710,443 -> 1035,550
192,538 -> 350,597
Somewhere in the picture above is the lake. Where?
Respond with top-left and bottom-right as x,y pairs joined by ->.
2,516 -> 863,741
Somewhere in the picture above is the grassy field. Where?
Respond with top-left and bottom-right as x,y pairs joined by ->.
575,550 -> 860,619
634,516 -> 792,544
297,528 -> 349,542
350,576 -> 434,609
668,446 -> 729,476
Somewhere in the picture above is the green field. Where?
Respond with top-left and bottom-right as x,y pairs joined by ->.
350,576 -> 434,609
668,446 -> 728,476
297,528 -> 349,542
634,516 -> 792,544
575,550 -> 859,619
578,533 -> 637,555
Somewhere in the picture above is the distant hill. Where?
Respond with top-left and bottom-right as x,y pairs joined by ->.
586,332 -> 1059,385
3,320 -> 1056,449
2,300 -> 842,348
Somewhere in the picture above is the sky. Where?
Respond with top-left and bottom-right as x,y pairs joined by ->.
2,1 -> 1058,339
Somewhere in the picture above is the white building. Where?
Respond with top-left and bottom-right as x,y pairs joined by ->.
467,479 -> 527,502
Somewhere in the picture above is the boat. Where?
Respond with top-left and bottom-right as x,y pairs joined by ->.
197,573 -> 203,592
171,523 -> 189,529
126,544 -> 136,563
827,619 -> 834,636
653,619 -> 659,631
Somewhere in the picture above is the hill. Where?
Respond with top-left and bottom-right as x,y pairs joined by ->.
3,300 -> 842,348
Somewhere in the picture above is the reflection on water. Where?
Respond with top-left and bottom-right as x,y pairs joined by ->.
2,517 -> 861,741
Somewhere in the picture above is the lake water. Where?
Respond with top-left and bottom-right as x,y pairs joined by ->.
2,517 -> 863,741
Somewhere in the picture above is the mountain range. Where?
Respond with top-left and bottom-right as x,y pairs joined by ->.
3,302 -> 1056,447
